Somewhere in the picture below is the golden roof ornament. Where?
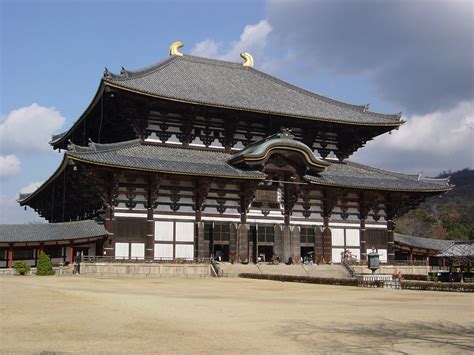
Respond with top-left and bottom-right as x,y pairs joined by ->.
240,52 -> 254,67
169,41 -> 184,56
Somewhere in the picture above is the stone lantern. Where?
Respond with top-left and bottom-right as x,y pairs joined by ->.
368,250 -> 380,274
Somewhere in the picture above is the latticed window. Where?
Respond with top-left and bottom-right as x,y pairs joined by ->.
257,225 -> 274,243
300,227 -> 315,244
43,246 -> 63,258
204,223 -> 212,241
213,224 -> 230,242
13,248 -> 34,260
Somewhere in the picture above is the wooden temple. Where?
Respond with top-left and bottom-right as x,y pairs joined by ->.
10,43 -> 451,267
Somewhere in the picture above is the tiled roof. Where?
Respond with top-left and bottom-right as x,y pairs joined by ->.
394,233 -> 454,251
104,55 -> 401,126
306,162 -> 451,192
67,140 -> 265,179
437,242 -> 474,257
0,220 -> 107,243
229,129 -> 329,173
67,140 -> 450,191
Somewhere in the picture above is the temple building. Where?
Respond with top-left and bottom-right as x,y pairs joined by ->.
3,42 -> 452,268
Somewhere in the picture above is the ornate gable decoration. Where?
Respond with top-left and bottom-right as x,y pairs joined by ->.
228,128 -> 329,177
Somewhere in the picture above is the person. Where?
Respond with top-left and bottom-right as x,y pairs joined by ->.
396,270 -> 402,282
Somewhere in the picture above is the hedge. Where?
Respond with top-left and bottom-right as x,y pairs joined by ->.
239,273 -> 360,287
401,281 -> 474,292
401,274 -> 428,281
239,273 -> 474,292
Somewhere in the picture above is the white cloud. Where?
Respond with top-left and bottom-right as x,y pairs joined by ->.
381,101 -> 474,153
0,154 -> 21,178
266,0 -> 474,114
0,194 -> 44,224
20,181 -> 43,194
353,100 -> 474,176
191,20 -> 273,65
0,103 -> 66,154
190,39 -> 220,58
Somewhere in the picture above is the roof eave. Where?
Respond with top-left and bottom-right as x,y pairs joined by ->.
103,81 -> 403,128
305,178 -> 453,193
49,81 -> 107,148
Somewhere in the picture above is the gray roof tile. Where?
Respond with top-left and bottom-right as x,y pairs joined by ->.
105,55 -> 401,126
437,242 -> 474,257
394,233 -> 454,251
68,140 -> 265,179
66,140 -> 450,191
306,161 -> 451,192
0,220 -> 107,243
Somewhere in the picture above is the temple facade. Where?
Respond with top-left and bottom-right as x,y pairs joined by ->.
6,43 -> 451,267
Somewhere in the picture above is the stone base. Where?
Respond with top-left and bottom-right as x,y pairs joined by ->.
80,262 -> 211,278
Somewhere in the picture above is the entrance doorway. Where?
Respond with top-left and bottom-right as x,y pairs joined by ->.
257,245 -> 273,262
213,244 -> 229,262
301,246 -> 314,263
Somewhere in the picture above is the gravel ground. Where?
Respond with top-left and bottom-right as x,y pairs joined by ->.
0,276 -> 472,354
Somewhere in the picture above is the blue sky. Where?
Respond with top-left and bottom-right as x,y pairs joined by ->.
1,0 -> 473,223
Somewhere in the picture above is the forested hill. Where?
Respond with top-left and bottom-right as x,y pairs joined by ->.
395,168 -> 474,240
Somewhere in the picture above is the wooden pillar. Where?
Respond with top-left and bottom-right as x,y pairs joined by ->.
291,225 -> 301,263
229,223 -> 237,262
282,225 -> 292,264
409,249 -> 413,265
237,223 -> 249,263
146,208 -> 155,259
273,225 -> 283,260
7,245 -> 13,268
360,219 -> 367,263
69,242 -> 74,263
196,221 -> 206,259
322,217 -> 332,263
103,206 -> 115,258
387,220 -> 395,264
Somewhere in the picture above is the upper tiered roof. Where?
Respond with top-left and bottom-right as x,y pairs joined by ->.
104,54 -> 402,126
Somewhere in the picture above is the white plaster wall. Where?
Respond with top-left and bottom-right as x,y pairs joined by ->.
175,244 -> 194,260
155,243 -> 173,260
131,243 -> 145,259
331,228 -> 345,246
155,221 -> 174,241
175,222 -> 194,242
115,243 -> 129,259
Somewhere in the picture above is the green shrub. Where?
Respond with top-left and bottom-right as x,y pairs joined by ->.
401,274 -> 428,281
13,261 -> 30,275
36,252 -> 54,276
239,273 -> 360,287
401,281 -> 474,292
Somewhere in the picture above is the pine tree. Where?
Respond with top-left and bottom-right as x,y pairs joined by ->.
36,251 -> 54,276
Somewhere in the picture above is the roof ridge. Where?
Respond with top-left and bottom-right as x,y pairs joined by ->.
68,139 -> 141,154
345,161 -> 452,187
106,56 -> 178,81
141,140 -> 233,155
108,53 -> 400,121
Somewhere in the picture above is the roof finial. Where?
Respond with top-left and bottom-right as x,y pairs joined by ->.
280,128 -> 294,139
170,41 -> 184,56
240,52 -> 254,67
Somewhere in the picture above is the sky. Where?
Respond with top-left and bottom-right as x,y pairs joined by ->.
1,0 -> 473,224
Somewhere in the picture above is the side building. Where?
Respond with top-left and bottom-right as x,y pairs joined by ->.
4,44 -> 451,267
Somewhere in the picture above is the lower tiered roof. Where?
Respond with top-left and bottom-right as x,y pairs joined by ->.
19,137 -> 451,207
0,220 -> 107,244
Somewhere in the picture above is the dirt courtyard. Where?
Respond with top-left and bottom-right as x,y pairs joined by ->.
0,276 -> 472,354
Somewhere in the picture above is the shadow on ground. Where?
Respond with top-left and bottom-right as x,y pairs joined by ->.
277,320 -> 474,353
